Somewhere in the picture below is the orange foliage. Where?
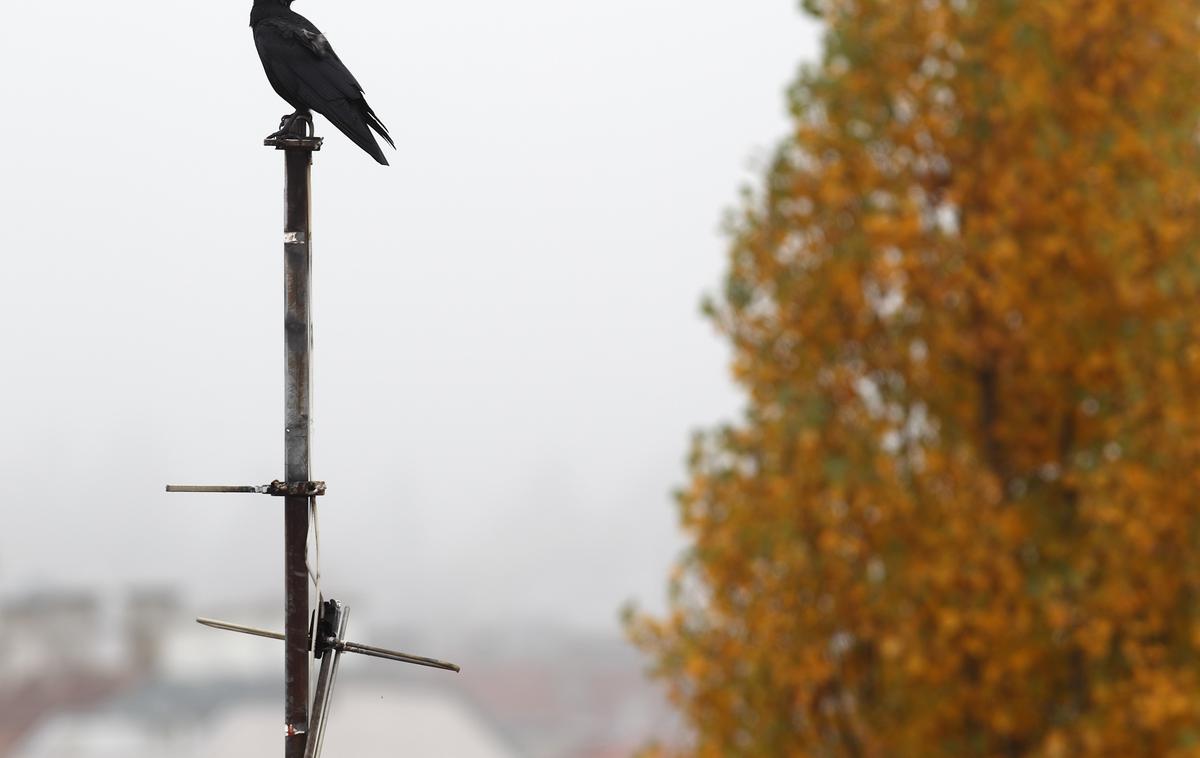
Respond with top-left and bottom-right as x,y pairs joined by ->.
629,1 -> 1200,755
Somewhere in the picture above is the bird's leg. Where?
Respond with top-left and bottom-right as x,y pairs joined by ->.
266,110 -> 314,139
301,111 -> 314,137
265,119 -> 290,140
287,110 -> 314,137
266,111 -> 300,139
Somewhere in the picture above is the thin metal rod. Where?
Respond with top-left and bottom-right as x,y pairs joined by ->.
316,614 -> 348,758
165,482 -> 326,497
305,604 -> 349,758
196,615 -> 460,673
283,145 -> 314,758
166,485 -> 268,494
336,641 -> 461,673
197,617 -> 284,640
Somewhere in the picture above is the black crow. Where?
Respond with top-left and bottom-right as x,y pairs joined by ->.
251,0 -> 394,165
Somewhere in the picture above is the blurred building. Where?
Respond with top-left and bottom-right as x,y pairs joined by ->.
0,588 -> 678,757
123,589 -> 179,677
0,590 -> 130,755
12,679 -> 517,758
0,592 -> 103,679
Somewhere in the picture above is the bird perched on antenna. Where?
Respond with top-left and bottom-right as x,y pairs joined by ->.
251,0 -> 394,165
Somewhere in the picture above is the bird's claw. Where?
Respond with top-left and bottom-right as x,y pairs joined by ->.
266,111 -> 315,140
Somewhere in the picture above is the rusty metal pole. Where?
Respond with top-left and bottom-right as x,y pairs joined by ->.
282,138 -> 319,757
168,123 -> 458,757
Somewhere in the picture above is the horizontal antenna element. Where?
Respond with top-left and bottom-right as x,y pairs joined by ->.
196,608 -> 461,673
165,480 -> 327,496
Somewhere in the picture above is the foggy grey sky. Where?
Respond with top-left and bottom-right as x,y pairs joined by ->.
1,2 -> 819,634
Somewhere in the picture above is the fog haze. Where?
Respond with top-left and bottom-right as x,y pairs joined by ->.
1,1 -> 819,634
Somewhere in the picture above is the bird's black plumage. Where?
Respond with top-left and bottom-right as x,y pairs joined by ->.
251,0 -> 393,165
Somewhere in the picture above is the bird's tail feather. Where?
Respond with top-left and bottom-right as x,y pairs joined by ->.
318,97 -> 391,166
365,106 -> 395,149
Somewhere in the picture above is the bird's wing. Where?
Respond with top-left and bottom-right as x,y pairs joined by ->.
254,18 -> 393,163
254,19 -> 363,107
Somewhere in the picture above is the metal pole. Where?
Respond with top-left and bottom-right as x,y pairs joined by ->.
283,144 -> 315,758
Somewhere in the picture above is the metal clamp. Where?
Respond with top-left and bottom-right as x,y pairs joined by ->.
267,480 -> 326,497
264,135 -> 324,151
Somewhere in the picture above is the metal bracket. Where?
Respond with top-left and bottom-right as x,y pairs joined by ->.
264,112 -> 323,151
265,136 -> 324,151
165,481 -> 326,496
267,480 -> 326,497
312,599 -> 341,660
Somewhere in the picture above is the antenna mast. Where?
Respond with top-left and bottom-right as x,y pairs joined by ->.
167,121 -> 457,757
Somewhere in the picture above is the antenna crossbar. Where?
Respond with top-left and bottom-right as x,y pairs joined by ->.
196,608 -> 461,673
166,481 -> 326,496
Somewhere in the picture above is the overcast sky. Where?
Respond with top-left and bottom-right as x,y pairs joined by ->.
0,1 -> 819,635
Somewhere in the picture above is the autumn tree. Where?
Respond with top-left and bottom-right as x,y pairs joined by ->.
629,1 -> 1200,754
